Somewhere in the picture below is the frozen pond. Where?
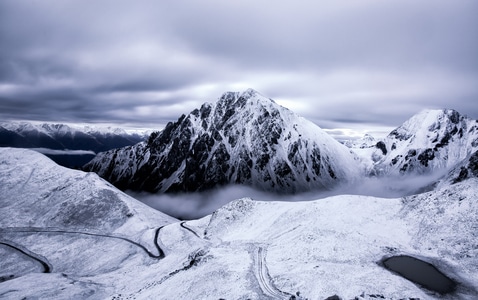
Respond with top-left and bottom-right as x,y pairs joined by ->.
382,255 -> 457,294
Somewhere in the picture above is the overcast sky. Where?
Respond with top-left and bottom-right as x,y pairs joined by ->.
1,0 -> 477,139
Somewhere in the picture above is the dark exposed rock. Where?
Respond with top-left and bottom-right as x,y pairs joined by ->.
448,109 -> 460,124
376,141 -> 387,155
400,163 -> 409,173
390,129 -> 412,141
418,149 -> 435,167
311,147 -> 322,176
327,165 -> 337,179
391,155 -> 402,166
452,151 -> 478,184
405,149 -> 417,160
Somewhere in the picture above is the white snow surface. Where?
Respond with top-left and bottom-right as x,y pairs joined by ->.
1,148 -> 477,299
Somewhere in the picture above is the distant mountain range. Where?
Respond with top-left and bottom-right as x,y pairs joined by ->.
0,122 -> 148,168
85,89 -> 478,196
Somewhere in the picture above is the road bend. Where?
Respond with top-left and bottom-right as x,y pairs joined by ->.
0,226 -> 166,259
180,222 -> 201,239
0,240 -> 52,273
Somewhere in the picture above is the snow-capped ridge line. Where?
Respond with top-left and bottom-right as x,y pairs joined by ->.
346,108 -> 478,180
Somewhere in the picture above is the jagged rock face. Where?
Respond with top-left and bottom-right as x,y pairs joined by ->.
371,109 -> 478,176
436,150 -> 478,188
84,89 -> 361,193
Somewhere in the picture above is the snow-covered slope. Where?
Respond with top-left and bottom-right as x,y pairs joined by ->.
1,147 -> 477,299
0,148 -> 177,298
0,121 -> 147,152
365,109 -> 478,176
435,150 -> 478,189
85,89 -> 361,193
0,148 -> 175,230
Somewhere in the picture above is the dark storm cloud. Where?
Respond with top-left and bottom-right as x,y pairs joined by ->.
0,0 -> 477,136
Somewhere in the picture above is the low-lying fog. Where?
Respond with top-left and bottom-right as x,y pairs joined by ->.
127,172 -> 444,220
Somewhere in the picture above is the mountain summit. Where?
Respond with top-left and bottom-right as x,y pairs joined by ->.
369,109 -> 478,176
84,89 -> 361,193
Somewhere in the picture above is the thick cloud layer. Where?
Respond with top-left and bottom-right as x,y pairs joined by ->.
1,0 -> 477,138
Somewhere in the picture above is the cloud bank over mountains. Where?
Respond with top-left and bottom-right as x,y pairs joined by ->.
1,0 -> 477,138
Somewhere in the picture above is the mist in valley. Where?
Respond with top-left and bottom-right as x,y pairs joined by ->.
127,171 -> 445,220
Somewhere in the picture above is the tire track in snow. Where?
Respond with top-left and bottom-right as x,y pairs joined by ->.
20,167 -> 35,190
254,246 -> 291,299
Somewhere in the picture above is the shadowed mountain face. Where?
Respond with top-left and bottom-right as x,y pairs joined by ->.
84,89 -> 361,193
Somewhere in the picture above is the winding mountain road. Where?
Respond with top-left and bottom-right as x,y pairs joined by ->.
0,240 -> 52,273
180,222 -> 201,239
0,226 -> 166,259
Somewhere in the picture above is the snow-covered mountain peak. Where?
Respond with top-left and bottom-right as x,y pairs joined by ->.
390,109 -> 466,143
215,89 -> 279,114
85,89 -> 361,193
218,88 -> 271,102
343,133 -> 377,149
39,123 -> 73,135
214,89 -> 277,116
0,121 -> 39,133
368,108 -> 478,176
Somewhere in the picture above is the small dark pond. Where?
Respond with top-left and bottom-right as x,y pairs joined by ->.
382,255 -> 457,294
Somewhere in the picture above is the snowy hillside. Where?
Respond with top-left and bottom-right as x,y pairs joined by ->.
85,89 -> 361,193
0,147 -> 175,231
364,109 -> 478,176
1,148 -> 477,299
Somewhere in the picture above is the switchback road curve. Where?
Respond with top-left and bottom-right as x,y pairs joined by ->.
0,240 -> 52,273
0,226 -> 166,259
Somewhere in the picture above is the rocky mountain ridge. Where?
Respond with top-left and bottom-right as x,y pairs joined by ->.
0,121 -> 147,153
84,89 -> 478,197
351,109 -> 478,177
85,89 -> 361,193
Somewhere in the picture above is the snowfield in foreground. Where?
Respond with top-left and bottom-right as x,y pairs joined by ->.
1,148 -> 477,299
